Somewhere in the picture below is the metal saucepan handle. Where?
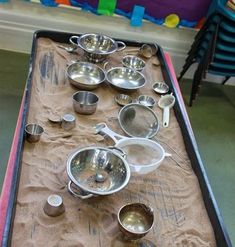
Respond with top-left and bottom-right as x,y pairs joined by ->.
69,36 -> 80,47
116,41 -> 126,52
68,181 -> 93,199
95,123 -> 127,143
108,146 -> 127,158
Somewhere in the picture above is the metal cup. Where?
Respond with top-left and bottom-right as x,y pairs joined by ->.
43,194 -> 65,217
61,114 -> 76,130
73,91 -> 99,115
25,123 -> 44,143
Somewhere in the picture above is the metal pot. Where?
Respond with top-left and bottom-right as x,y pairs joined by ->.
67,146 -> 131,199
69,33 -> 126,63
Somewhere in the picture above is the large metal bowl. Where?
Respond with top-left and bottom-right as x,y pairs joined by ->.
69,34 -> 126,63
67,147 -> 131,199
66,62 -> 105,90
106,67 -> 146,92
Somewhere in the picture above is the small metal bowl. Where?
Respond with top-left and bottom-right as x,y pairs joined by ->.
115,94 -> 133,106
138,95 -> 156,108
43,194 -> 65,217
66,62 -> 105,90
106,67 -> 146,92
152,82 -> 169,95
118,203 -> 154,240
73,91 -> 99,115
25,123 -> 44,143
122,56 -> 145,72
61,114 -> 76,130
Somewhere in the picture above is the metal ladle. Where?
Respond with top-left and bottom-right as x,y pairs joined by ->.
58,45 -> 77,53
158,94 -> 175,128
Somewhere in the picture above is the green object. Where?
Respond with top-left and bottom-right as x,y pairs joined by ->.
97,0 -> 117,16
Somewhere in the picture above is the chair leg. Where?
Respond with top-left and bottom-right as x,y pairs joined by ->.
222,76 -> 230,85
178,60 -> 196,82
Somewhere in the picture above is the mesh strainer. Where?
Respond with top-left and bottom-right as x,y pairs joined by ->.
95,123 -> 170,174
118,103 -> 159,139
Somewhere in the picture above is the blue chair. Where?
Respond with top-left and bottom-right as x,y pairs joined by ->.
178,1 -> 235,106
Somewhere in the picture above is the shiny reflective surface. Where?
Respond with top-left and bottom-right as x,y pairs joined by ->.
25,123 -> 44,143
67,147 -> 130,196
115,94 -> 133,106
118,203 -> 154,240
107,67 -> 146,91
43,194 -> 65,217
73,91 -> 99,115
122,56 -> 145,71
138,95 -> 156,108
152,81 -> 169,94
67,62 -> 105,90
119,103 -> 159,138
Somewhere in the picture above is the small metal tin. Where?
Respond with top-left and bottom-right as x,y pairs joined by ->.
43,194 -> 65,217
152,82 -> 169,95
61,114 -> 76,130
138,95 -> 156,108
25,123 -> 44,143
115,94 -> 133,106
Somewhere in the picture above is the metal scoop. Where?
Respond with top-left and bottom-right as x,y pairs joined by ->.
125,44 -> 158,59
158,94 -> 175,128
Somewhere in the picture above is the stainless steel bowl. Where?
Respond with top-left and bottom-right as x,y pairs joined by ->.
122,56 -> 145,72
69,34 -> 126,63
152,81 -> 169,95
67,146 -> 131,199
118,203 -> 154,240
106,67 -> 146,92
138,95 -> 156,108
66,62 -> 105,90
73,91 -> 99,115
115,94 -> 133,106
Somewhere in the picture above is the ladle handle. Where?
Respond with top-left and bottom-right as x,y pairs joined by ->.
96,123 -> 127,143
116,41 -> 126,52
69,36 -> 80,47
68,181 -> 93,199
163,107 -> 170,128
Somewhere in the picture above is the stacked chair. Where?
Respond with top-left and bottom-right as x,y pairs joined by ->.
178,0 -> 235,106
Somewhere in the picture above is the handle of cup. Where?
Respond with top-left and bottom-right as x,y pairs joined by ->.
68,181 -> 93,199
116,41 -> 126,52
69,36 -> 80,47
163,107 -> 170,128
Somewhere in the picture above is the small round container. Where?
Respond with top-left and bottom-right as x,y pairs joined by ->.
73,91 -> 99,115
118,203 -> 154,240
25,123 -> 44,143
122,56 -> 145,72
43,194 -> 65,217
115,94 -> 133,106
138,95 -> 156,108
61,114 -> 76,130
152,82 -> 169,95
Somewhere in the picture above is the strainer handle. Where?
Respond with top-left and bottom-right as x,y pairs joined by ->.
108,146 -> 127,158
163,107 -> 170,128
96,123 -> 127,143
116,41 -> 126,52
69,36 -> 80,47
68,181 -> 93,199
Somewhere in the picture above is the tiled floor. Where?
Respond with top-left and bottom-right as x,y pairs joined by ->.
0,50 -> 234,245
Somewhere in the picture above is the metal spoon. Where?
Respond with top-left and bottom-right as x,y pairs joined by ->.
58,45 -> 77,53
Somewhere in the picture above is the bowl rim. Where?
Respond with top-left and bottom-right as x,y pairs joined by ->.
106,67 -> 146,90
67,146 -> 131,195
25,123 -> 44,136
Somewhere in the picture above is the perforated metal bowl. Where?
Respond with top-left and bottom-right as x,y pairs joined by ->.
67,147 -> 131,199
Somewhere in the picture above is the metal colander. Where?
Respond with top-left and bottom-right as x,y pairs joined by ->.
118,103 -> 159,138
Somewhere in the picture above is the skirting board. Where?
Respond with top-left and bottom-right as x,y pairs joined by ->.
0,1 -> 234,84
